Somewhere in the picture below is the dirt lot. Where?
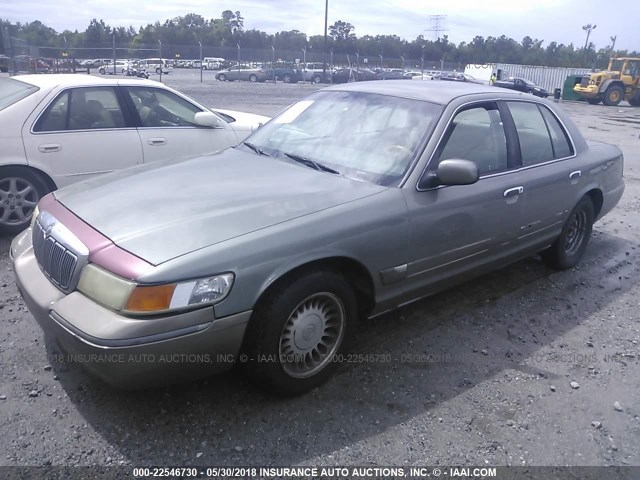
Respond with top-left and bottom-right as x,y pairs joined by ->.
0,71 -> 639,468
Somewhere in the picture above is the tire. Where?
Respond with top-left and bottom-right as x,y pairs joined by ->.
629,94 -> 640,107
541,196 -> 594,270
156,67 -> 162,74
0,168 -> 50,236
217,73 -> 226,81
241,269 -> 357,396
249,74 -> 258,83
282,74 -> 291,83
99,68 -> 105,75
586,98 -> 601,105
603,85 -> 624,106
312,75 -> 321,84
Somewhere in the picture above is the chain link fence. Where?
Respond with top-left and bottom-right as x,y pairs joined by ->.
1,33 -> 464,77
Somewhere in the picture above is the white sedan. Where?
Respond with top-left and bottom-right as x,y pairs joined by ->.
0,74 -> 269,233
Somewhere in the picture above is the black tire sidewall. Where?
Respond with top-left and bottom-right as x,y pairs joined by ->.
604,86 -> 623,106
242,270 -> 357,396
249,75 -> 257,82
544,197 -> 594,269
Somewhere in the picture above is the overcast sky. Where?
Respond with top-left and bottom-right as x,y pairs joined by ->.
2,0 -> 638,50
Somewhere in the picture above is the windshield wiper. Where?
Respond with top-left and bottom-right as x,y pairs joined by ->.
282,152 -> 340,175
242,141 -> 269,156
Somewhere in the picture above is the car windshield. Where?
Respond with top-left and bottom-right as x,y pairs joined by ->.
244,90 -> 442,186
0,78 -> 39,111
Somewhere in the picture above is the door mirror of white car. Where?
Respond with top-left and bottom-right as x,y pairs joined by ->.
436,159 -> 479,186
194,112 -> 224,128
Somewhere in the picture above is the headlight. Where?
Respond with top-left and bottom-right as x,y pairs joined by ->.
77,266 -> 234,314
125,273 -> 234,313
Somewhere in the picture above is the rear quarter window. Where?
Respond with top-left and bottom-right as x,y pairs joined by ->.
0,78 -> 39,111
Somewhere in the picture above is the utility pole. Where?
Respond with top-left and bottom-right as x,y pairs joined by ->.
425,15 -> 448,41
112,33 -> 116,75
237,43 -> 240,64
323,0 -> 329,78
199,41 -> 203,83
158,39 -> 162,82
582,24 -> 596,66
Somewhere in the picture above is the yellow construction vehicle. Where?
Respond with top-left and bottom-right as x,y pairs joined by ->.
574,57 -> 640,106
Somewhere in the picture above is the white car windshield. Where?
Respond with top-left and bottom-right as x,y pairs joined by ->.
244,91 -> 442,186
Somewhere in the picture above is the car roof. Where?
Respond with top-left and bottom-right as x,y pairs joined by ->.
324,80 -> 523,105
12,73 -> 161,89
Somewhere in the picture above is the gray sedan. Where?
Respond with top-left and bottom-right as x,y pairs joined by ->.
216,65 -> 269,82
12,82 -> 624,396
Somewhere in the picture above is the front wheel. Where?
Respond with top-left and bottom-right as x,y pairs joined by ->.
156,67 -> 162,74
242,270 -> 357,396
312,75 -> 321,84
541,196 -> 594,269
99,68 -> 106,75
282,74 -> 291,83
603,85 -> 623,106
217,73 -> 226,81
249,74 -> 258,83
0,168 -> 50,235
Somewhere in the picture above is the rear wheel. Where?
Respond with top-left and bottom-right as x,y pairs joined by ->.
629,94 -> 640,107
242,270 -> 357,396
155,67 -> 162,74
312,75 -> 322,84
586,98 -> 601,105
249,74 -> 258,83
99,67 -> 106,75
541,196 -> 594,270
282,74 -> 291,83
0,168 -> 50,235
603,85 -> 624,106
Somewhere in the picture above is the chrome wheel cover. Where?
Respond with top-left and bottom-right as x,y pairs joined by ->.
0,177 -> 40,226
278,292 -> 345,379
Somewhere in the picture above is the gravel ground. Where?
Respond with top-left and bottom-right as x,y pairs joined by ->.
0,70 -> 639,468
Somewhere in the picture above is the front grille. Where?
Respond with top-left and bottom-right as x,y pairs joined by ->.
32,213 -> 87,292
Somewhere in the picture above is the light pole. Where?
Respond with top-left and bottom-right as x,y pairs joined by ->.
158,39 -> 162,82
237,43 -> 240,64
323,0 -> 329,79
582,24 -> 596,65
379,53 -> 383,69
199,41 -> 203,83
421,44 -> 425,75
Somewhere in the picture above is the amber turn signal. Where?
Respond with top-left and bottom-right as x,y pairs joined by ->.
124,284 -> 177,312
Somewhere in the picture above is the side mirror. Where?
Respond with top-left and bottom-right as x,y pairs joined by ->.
436,159 -> 479,186
194,111 -> 223,128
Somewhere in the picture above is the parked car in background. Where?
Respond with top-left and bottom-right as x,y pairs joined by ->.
0,74 -> 269,233
493,77 -> 549,97
331,67 -> 378,83
99,61 -> 132,75
202,57 -> 225,70
440,72 -> 483,84
216,65 -> 269,82
405,71 -> 434,80
301,63 -> 332,83
376,70 -> 411,80
266,65 -> 302,83
11,81 -> 623,396
139,58 -> 173,74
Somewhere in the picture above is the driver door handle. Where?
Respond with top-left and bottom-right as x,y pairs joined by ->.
147,138 -> 166,146
569,170 -> 581,180
503,186 -> 524,197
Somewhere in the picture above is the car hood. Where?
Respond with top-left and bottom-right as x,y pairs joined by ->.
213,108 -> 270,140
54,149 -> 385,265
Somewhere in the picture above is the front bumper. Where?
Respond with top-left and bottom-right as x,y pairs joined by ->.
11,229 -> 251,389
574,85 -> 599,97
